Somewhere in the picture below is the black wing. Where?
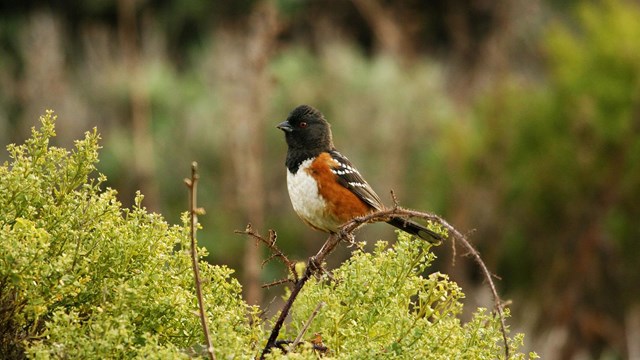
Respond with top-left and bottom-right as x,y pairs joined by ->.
328,150 -> 384,211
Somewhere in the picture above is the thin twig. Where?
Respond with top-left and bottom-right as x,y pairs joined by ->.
290,301 -> 325,350
185,162 -> 216,360
389,189 -> 400,208
261,278 -> 295,289
235,225 -> 296,279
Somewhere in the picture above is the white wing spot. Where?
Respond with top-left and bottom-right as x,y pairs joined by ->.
333,160 -> 359,175
348,182 -> 367,188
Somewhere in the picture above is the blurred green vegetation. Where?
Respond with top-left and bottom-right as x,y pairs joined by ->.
1,0 -> 639,358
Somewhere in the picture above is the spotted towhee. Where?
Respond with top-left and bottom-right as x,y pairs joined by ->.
277,104 -> 441,243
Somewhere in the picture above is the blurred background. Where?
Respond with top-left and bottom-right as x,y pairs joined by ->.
1,0 -> 639,358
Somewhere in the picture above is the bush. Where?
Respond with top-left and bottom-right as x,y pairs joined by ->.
0,112 -> 534,358
0,111 -> 260,358
271,233 -> 536,359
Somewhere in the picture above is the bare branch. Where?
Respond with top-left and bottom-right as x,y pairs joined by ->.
261,278 -> 294,289
185,162 -> 216,360
235,225 -> 296,279
339,207 -> 510,359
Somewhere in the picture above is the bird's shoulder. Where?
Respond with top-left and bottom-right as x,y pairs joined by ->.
322,150 -> 384,211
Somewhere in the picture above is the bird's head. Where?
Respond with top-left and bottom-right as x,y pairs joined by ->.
277,105 -> 333,152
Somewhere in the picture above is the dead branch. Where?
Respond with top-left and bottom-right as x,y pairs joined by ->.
184,162 -> 216,360
380,207 -> 510,359
261,278 -> 294,289
234,225 -> 297,280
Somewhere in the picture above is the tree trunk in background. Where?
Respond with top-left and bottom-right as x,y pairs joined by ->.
627,305 -> 640,360
349,0 -> 404,198
118,0 -> 159,211
215,1 -> 279,305
350,0 -> 415,61
445,0 -> 513,103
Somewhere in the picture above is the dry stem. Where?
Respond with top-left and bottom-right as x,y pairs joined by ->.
235,225 -> 297,280
290,301 -> 325,350
185,162 -> 216,360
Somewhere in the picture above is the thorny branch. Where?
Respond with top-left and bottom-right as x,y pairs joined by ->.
184,162 -> 216,360
250,205 -> 511,359
235,225 -> 298,281
261,278 -> 294,289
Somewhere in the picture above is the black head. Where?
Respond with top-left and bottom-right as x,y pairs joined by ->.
277,105 -> 334,171
277,105 -> 334,152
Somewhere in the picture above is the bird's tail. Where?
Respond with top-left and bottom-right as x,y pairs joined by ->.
387,218 -> 442,244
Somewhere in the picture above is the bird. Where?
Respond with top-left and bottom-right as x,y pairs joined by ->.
277,104 -> 441,243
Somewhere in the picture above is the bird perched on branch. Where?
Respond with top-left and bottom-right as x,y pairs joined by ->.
277,104 -> 441,243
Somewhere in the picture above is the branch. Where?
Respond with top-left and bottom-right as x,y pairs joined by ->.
235,226 -> 298,282
184,162 -> 216,360
290,301 -> 325,350
388,208 -> 510,359
261,277 -> 294,289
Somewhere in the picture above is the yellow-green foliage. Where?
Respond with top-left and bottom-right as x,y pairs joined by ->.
271,233 -> 536,359
0,111 -> 261,359
0,112 -> 535,358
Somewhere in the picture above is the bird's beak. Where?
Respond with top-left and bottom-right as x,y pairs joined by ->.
277,120 -> 293,132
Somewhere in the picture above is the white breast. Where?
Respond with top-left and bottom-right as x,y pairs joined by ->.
287,158 -> 340,232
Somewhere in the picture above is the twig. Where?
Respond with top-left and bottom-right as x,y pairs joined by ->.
389,189 -> 400,208
290,301 -> 325,350
184,162 -> 216,360
235,225 -> 297,279
261,278 -> 295,289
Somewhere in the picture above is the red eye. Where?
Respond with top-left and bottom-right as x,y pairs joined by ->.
299,122 -> 308,128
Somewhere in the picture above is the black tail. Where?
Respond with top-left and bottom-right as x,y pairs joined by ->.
387,218 -> 442,243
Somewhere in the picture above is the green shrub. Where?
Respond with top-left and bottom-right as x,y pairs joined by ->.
0,111 -> 534,358
271,233 -> 536,359
0,111 -> 261,358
